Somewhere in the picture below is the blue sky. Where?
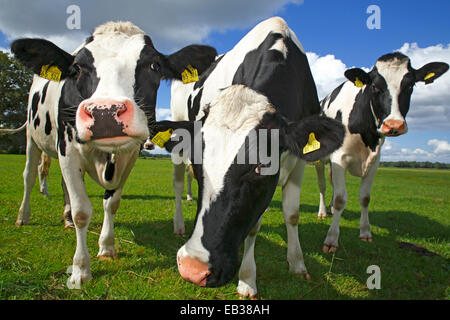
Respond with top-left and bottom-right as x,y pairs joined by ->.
0,0 -> 449,161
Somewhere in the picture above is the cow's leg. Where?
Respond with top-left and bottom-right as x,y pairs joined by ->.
38,153 -> 51,197
186,164 -> 193,201
173,163 -> 186,235
60,157 -> 93,286
359,157 -> 379,242
315,161 -> 327,219
97,188 -> 123,259
323,163 -> 347,253
16,138 -> 41,226
282,159 -> 309,278
98,151 -> 138,258
237,215 -> 262,298
61,177 -> 74,228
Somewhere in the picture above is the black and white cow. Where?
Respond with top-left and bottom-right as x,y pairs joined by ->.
9,21 -> 216,287
153,17 -> 346,297
316,52 -> 448,253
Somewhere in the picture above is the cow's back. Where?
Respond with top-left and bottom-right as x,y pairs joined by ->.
172,17 -> 320,123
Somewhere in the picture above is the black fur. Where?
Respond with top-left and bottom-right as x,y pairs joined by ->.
44,111 -> 52,135
11,38 -> 74,79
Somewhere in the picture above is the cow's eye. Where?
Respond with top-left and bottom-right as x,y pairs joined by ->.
70,63 -> 81,76
150,62 -> 161,73
372,85 -> 381,94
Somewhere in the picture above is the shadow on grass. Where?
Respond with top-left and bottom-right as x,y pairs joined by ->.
114,210 -> 448,299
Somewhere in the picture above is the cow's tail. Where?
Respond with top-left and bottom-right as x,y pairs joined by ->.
0,122 -> 27,136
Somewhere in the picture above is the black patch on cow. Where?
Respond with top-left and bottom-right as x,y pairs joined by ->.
104,189 -> 116,200
85,36 -> 94,45
88,105 -> 127,139
105,154 -> 115,181
199,127 -> 280,288
11,38 -> 74,79
377,52 -> 409,63
134,38 -> 160,130
45,111 -> 52,135
328,82 -> 345,106
193,55 -> 225,90
66,126 -> 73,142
232,32 -> 320,121
335,110 -> 342,122
33,115 -> 40,129
348,89 -> 381,151
188,88 -> 203,121
31,92 -> 40,119
41,81 -> 50,104
57,47 -> 99,155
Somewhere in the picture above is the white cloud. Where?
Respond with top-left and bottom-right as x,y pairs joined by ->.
156,108 -> 172,121
307,52 -> 347,99
381,139 -> 450,163
428,139 -> 450,154
0,0 -> 302,52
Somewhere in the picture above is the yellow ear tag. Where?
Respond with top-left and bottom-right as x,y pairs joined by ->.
424,72 -> 435,84
40,64 -> 62,82
151,129 -> 173,148
303,132 -> 321,155
181,65 -> 199,84
424,72 -> 435,81
354,77 -> 364,88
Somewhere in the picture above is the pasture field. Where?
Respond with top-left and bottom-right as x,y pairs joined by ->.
0,154 -> 448,300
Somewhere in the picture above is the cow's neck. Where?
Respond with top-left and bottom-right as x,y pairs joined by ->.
347,87 -> 382,152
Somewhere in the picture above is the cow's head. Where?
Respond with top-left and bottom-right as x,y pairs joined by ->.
154,85 -> 345,287
11,21 -> 216,154
345,53 -> 448,137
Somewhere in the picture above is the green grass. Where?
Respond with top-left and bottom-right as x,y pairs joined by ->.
0,154 -> 448,300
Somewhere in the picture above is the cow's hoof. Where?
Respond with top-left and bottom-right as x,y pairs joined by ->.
237,281 -> 258,300
318,214 -> 327,220
64,220 -> 75,229
322,244 -> 338,253
15,219 -> 29,227
186,195 -> 193,201
174,226 -> 185,236
67,270 -> 92,289
98,248 -> 116,260
360,237 -> 373,243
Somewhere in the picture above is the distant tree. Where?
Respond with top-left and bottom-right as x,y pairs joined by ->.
0,50 -> 33,154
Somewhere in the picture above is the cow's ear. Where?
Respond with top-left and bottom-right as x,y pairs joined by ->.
11,38 -> 74,80
415,62 -> 449,84
150,120 -> 196,152
280,115 -> 345,162
160,45 -> 217,81
345,68 -> 371,88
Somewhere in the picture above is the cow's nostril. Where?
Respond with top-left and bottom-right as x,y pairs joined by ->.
117,105 -> 127,117
83,106 -> 93,119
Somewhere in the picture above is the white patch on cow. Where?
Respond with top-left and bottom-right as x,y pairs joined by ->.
75,25 -> 149,147
180,85 -> 275,263
375,58 -> 410,123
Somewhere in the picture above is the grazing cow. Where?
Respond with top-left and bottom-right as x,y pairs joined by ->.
10,21 -> 216,287
316,52 -> 448,253
153,17 -> 346,297
0,124 -> 51,197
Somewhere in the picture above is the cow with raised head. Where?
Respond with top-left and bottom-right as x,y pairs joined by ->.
316,52 -> 448,253
153,17 -> 346,297
10,21 -> 216,286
